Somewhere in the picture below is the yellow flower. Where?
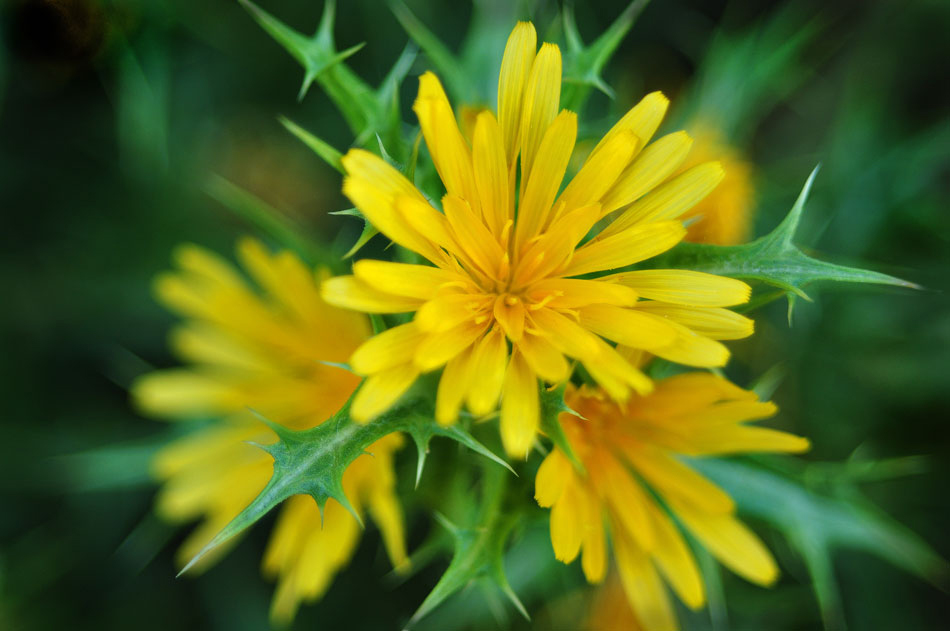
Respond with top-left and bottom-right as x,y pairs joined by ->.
322,21 -> 754,457
132,238 -> 408,624
680,122 -> 755,246
535,374 -> 809,631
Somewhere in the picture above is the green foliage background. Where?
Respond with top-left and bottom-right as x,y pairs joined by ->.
1,0 -> 948,629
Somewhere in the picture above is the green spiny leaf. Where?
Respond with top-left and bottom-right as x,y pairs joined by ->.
178,388 -> 512,575
694,458 -> 949,627
408,466 -> 527,627
561,0 -> 651,112
278,116 -> 343,173
240,0 -> 377,132
655,166 -> 919,313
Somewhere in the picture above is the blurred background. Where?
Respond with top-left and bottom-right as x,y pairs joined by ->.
1,0 -> 948,629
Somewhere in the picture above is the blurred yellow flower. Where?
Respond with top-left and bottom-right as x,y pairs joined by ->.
680,122 -> 755,246
132,238 -> 408,624
535,374 -> 809,631
322,21 -> 754,457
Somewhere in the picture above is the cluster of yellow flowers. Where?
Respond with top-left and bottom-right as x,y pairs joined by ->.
134,21 -> 802,630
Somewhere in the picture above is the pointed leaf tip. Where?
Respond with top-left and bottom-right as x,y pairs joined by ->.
279,116 -> 344,173
655,165 -> 918,303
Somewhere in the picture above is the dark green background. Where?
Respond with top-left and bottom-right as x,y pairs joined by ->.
1,0 -> 948,629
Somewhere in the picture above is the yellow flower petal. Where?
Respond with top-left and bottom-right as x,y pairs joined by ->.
500,350 -> 539,457
351,365 -> 419,422
443,194 -> 506,279
578,304 -> 678,350
472,110 -> 510,235
670,498 -> 780,587
608,269 -> 751,306
601,161 -> 725,238
590,91 -> 668,162
596,454 -> 656,551
630,447 -> 735,515
535,449 -> 572,507
415,293 -> 491,332
527,278 -> 638,309
132,370 -> 240,417
342,150 -> 443,263
515,203 -> 601,282
646,501 -> 705,610
528,308 -> 602,360
550,481 -> 583,563
601,130 -> 694,215
353,259 -> 460,300
684,400 -> 778,426
516,331 -> 571,383
436,347 -> 475,425
582,519 -> 608,584
414,72 -> 480,211
683,425 -> 810,456
557,130 -> 639,212
514,109 -> 577,251
321,275 -> 422,314
414,321 -> 489,372
580,335 -> 654,399
497,21 -> 537,165
350,322 -> 424,375
173,243 -> 246,290
394,194 -> 456,252
493,295 -> 526,341
613,527 -> 679,631
565,221 -> 686,277
169,324 -> 260,371
519,42 -> 562,184
635,303 -> 754,340
649,318 -> 731,368
465,327 -> 508,416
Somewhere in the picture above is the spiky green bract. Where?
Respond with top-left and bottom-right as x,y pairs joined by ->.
176,387 -> 510,577
538,383 -> 584,472
408,465 -> 527,628
656,167 -> 918,318
696,457 -> 949,630
240,0 -> 417,156
561,0 -> 651,112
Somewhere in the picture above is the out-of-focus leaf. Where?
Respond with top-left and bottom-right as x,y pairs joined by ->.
695,457 -> 949,629
388,0 -> 470,103
177,389 -> 510,575
656,167 -> 918,317
677,5 -> 828,142
203,174 -> 332,267
278,116 -> 343,173
408,466 -> 528,628
561,0 -> 651,112
115,36 -> 169,181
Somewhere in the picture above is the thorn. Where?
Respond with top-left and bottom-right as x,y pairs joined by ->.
328,484 -> 364,529
246,407 -> 294,440
433,511 -> 460,535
